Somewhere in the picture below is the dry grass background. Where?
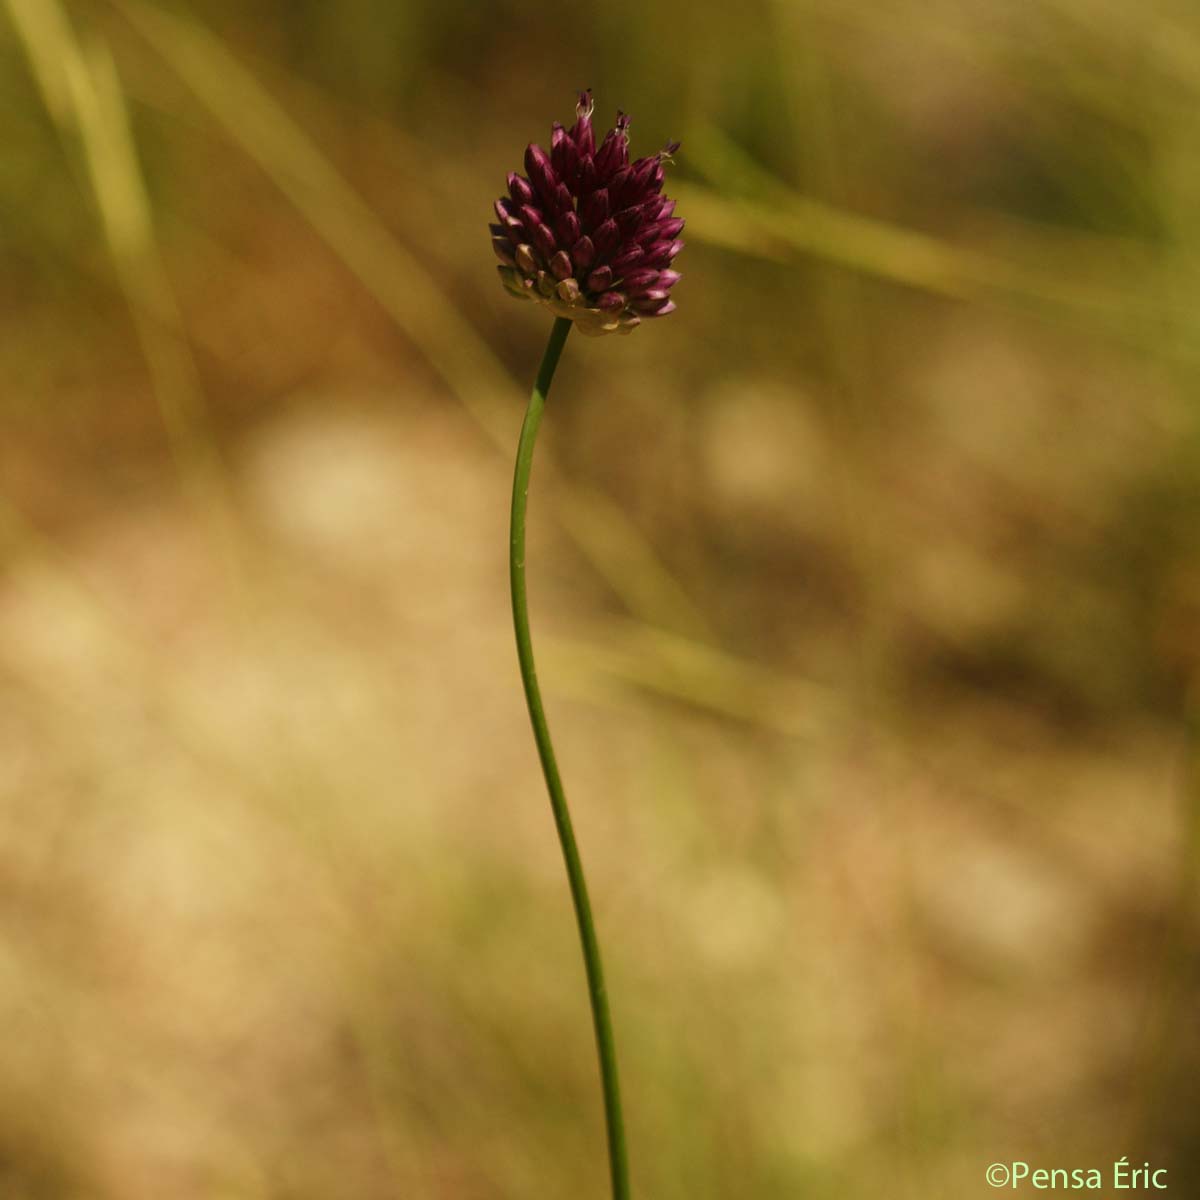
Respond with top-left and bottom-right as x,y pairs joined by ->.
1,0 -> 1199,1197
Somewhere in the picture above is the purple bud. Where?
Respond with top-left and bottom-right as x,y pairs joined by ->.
514,244 -> 538,274
645,300 -> 676,318
576,156 -> 598,196
581,188 -> 609,230
614,205 -> 644,236
611,245 -> 645,273
524,143 -> 560,206
571,236 -> 596,270
594,125 -> 630,178
638,217 -> 685,247
597,291 -> 626,312
629,156 -> 657,196
606,166 -> 632,207
569,89 -> 595,158
632,289 -> 671,312
619,268 -> 660,292
658,269 -> 682,288
549,250 -> 574,280
593,137 -> 618,179
532,223 -> 557,257
586,265 -> 613,292
592,218 -> 619,256
552,183 -> 575,215
640,239 -> 676,267
508,173 -> 535,207
551,123 -> 579,181
555,210 -> 581,247
492,237 -> 517,267
556,276 -> 582,304
653,198 -> 677,221
518,204 -> 545,231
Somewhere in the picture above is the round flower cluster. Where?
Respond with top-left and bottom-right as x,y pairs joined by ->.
491,91 -> 683,336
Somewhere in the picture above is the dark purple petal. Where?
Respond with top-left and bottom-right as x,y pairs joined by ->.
597,291 -> 626,311
581,188 -> 609,230
507,173 -> 535,207
606,166 -> 632,207
532,223 -> 557,257
629,156 -> 658,197
555,210 -> 581,247
549,250 -> 574,280
569,90 -> 595,158
614,205 -> 644,236
658,269 -> 682,288
632,289 -> 671,312
637,216 -> 685,246
551,183 -> 575,215
594,114 -> 631,178
518,204 -> 545,231
619,267 -> 660,292
644,299 -> 676,318
610,245 -> 645,273
492,237 -> 517,267
550,123 -> 579,181
571,236 -> 596,270
586,265 -> 613,292
524,143 -> 560,206
576,155 -> 598,196
592,218 -> 619,256
640,239 -> 679,267
593,134 -> 622,179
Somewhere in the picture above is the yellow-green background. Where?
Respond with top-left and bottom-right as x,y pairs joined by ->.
2,1 -> 1198,1197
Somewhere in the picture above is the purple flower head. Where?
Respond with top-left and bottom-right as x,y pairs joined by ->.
492,90 -> 683,336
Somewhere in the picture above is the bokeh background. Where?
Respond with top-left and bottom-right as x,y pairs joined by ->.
2,0 -> 1199,1196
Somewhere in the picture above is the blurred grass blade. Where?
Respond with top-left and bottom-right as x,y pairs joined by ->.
6,0 -> 238,569
112,0 -> 710,638
682,124 -> 1173,346
4,0 -> 73,120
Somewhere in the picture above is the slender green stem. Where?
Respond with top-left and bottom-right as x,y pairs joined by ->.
510,316 -> 630,1200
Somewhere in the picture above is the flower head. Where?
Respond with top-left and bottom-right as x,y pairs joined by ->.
492,90 -> 683,336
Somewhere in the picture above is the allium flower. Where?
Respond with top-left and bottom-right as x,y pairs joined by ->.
492,90 -> 683,336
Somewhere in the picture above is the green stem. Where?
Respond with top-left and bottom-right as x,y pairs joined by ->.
510,316 -> 630,1200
